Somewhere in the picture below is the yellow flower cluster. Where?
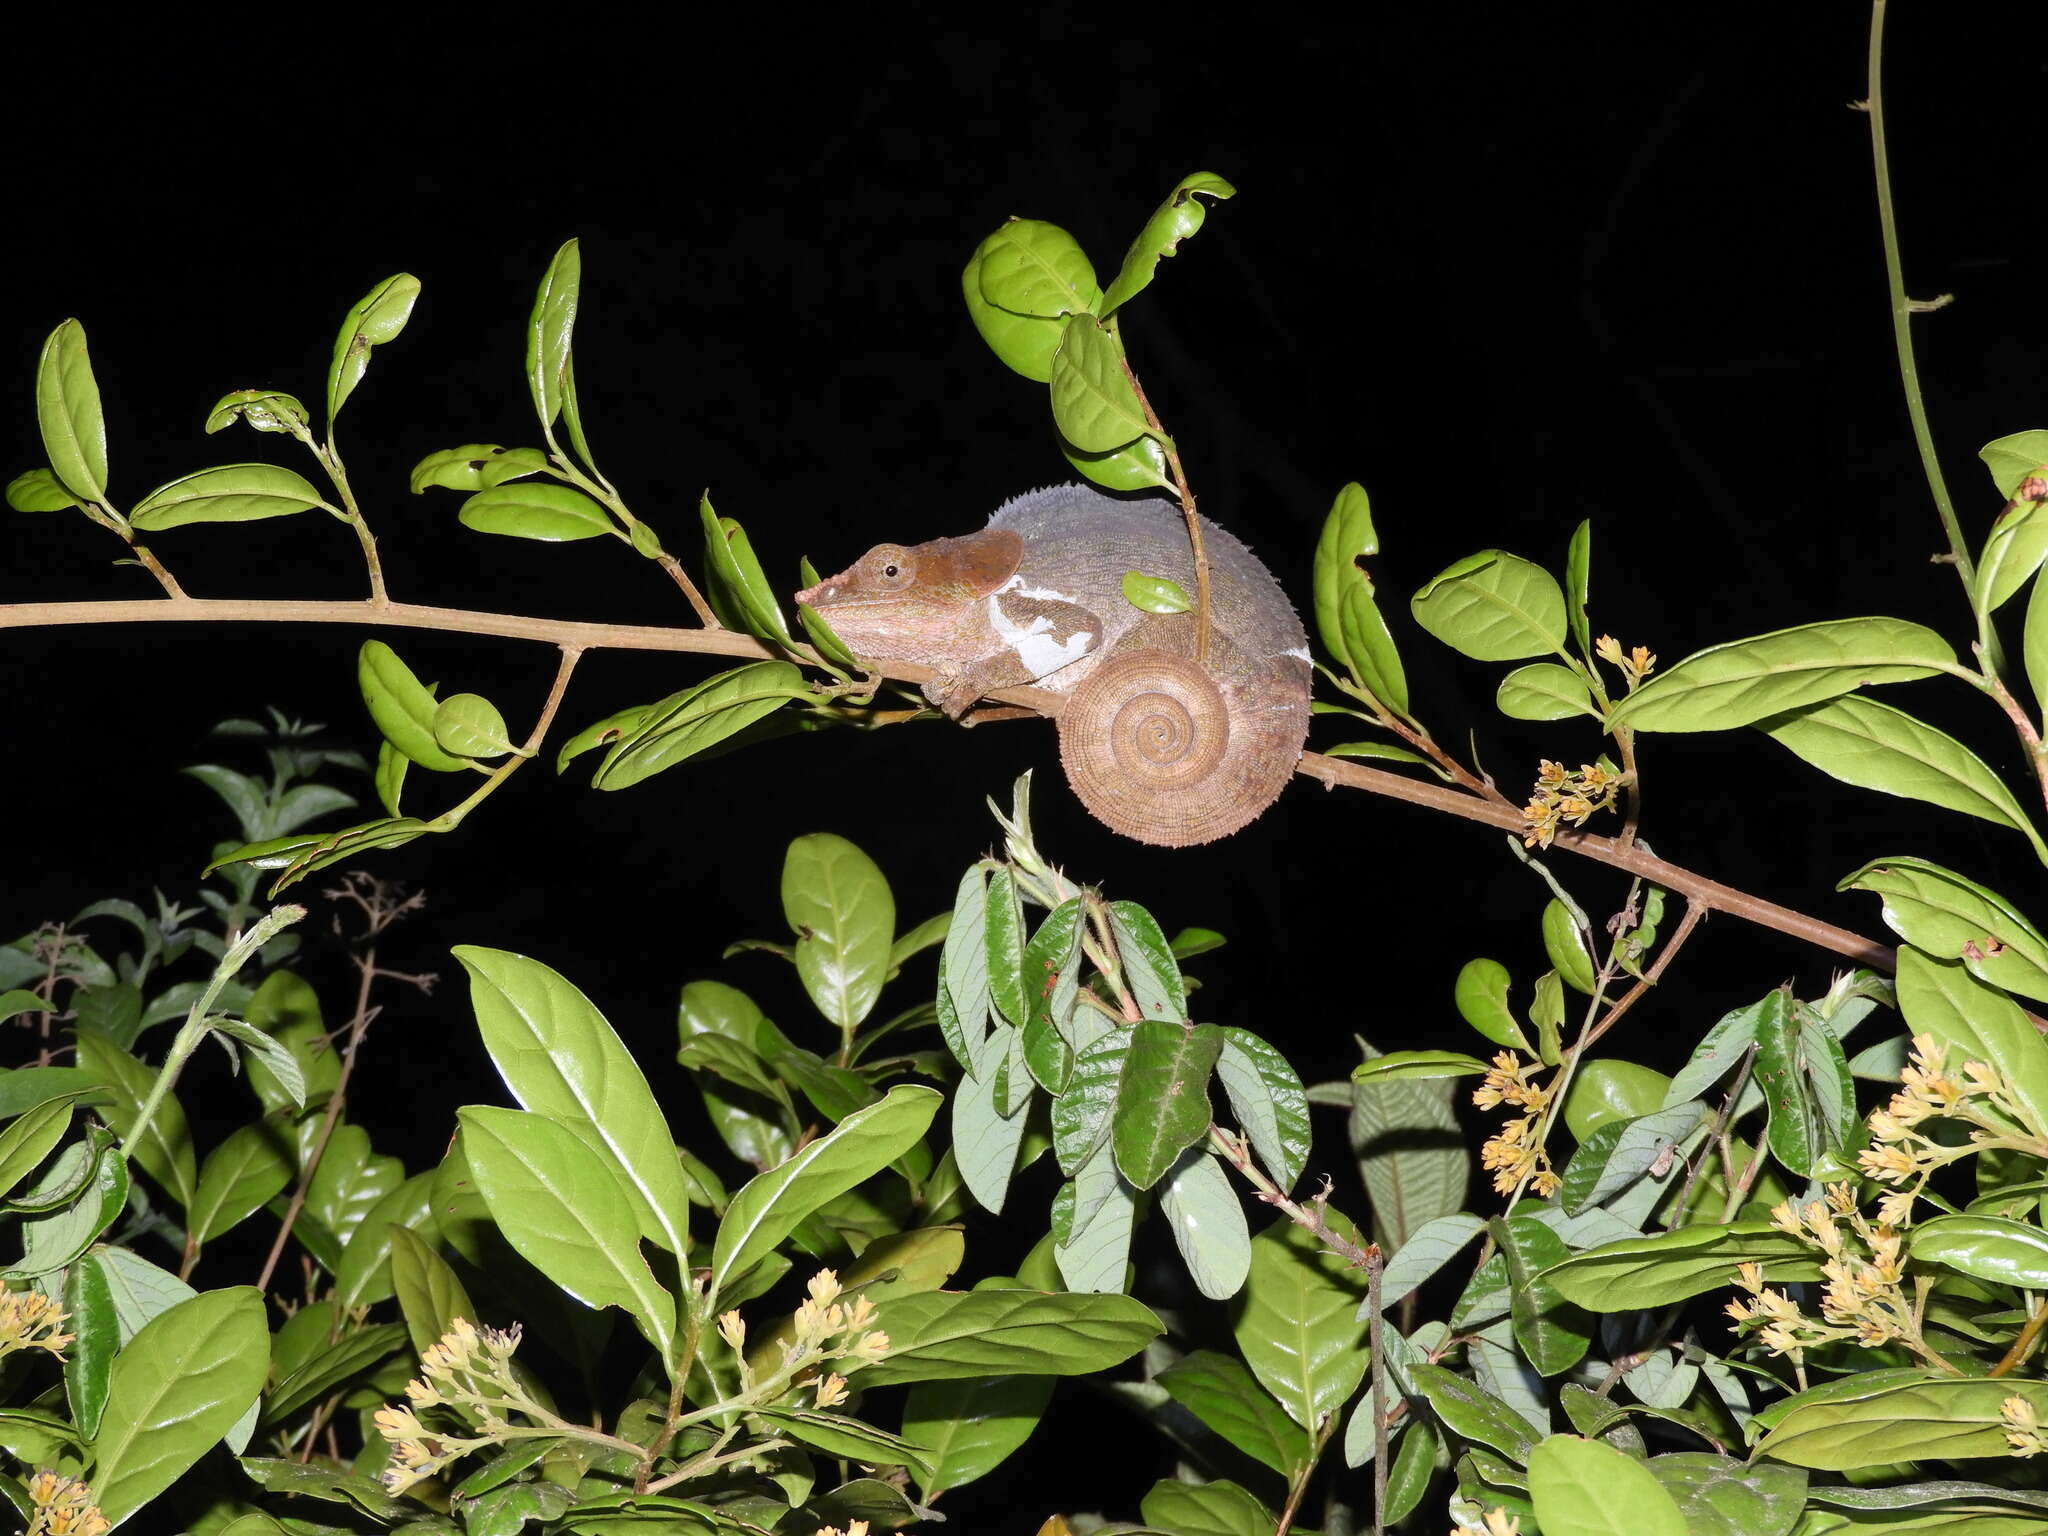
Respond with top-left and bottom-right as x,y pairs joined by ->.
814,1523 -> 871,1536
0,1284 -> 74,1362
2002,1395 -> 2048,1457
786,1269 -> 889,1408
24,1472 -> 107,1536
374,1317 -> 529,1496
1724,1187 -> 1916,1363
1856,1033 -> 2037,1226
1520,760 -> 1623,849
1593,634 -> 1656,687
1474,1053 -> 1560,1197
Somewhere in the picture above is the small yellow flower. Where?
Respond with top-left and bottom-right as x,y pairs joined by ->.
717,1310 -> 747,1351
0,1285 -> 74,1361
813,1372 -> 850,1409
1594,635 -> 1624,665
807,1269 -> 844,1307
847,1329 -> 890,1362
2004,1395 -> 2048,1457
24,1470 -> 109,1536
1480,1509 -> 1522,1536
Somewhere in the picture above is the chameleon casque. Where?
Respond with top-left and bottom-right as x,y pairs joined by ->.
794,483 -> 1312,846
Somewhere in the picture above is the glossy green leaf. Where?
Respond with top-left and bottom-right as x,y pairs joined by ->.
1542,899 -> 1597,995
1559,1101 -> 1706,1215
1981,429 -> 2048,498
983,867 -> 1027,1028
953,1028 -> 1028,1215
1498,1216 -> 1591,1376
129,463 -> 329,529
457,947 -> 692,1259
751,1407 -> 932,1482
434,693 -> 517,759
974,217 -> 1100,318
262,1322 -> 406,1428
1138,1477 -> 1272,1536
1312,480 -> 1409,712
1410,1361 -> 1538,1462
6,467 -> 80,511
1896,949 -> 2048,1136
1121,569 -> 1191,614
1109,901 -> 1187,1022
962,222 -> 1073,383
74,1027 -> 195,1209
1661,997 -> 1767,1107
1641,1454 -> 1805,1536
1909,1213 -> 2048,1287
849,1288 -> 1160,1386
1098,171 -> 1236,315
1540,1222 -> 1819,1311
1754,1376 -> 2048,1470
327,273 -> 419,423
36,319 -> 107,503
1761,696 -> 2048,857
1607,617 -> 1955,732
457,1105 -> 674,1357
1500,662 -> 1597,721
2027,562 -> 2048,723
527,238 -> 580,429
188,1122 -> 294,1246
90,1286 -> 268,1526
1380,1212 -> 1486,1307
357,640 -> 468,773
1159,1148 -> 1249,1300
457,481 -> 611,541
1411,549 -> 1567,661
784,833 -> 893,1030
901,1373 -> 1055,1500
0,1095 -> 76,1197
409,442 -> 550,493
1062,432 -> 1174,493
1455,958 -> 1529,1051
590,661 -> 805,789
1157,1348 -> 1310,1477
1214,1028 -> 1309,1191
13,1131 -> 128,1275
203,388 -> 309,436
332,1172 -> 436,1312
1351,1049 -> 1491,1084
1049,316 -> 1154,455
62,1250 -> 118,1439
1840,856 -> 2048,1004
301,1122 -> 403,1255
710,1085 -> 940,1299
388,1224 -> 477,1361
1563,1060 -> 1670,1138
1113,1020 -> 1221,1190
1565,519 -> 1593,657
1978,499 -> 2048,616
701,498 -> 795,647
1527,1435 -> 1687,1536
1234,1213 -> 1369,1429
1350,1038 -> 1467,1251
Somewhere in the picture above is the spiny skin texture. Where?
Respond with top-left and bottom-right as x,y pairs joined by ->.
796,484 -> 1312,845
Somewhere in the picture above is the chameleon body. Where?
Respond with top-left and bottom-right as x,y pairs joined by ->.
795,483 -> 1311,845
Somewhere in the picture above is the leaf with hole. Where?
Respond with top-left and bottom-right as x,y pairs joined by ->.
1098,171 -> 1236,316
326,273 -> 419,423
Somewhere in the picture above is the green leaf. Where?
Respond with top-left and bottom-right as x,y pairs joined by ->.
1313,481 -> 1409,712
62,1251 -> 118,1438
1909,1213 -> 2048,1287
389,1224 -> 477,1361
974,218 -> 1101,318
90,1286 -> 268,1526
1234,1213 -> 1369,1429
1411,550 -> 1567,661
1499,661 -> 1597,721
1896,949 -> 2048,1138
1062,432 -> 1174,493
1558,1101 -> 1706,1215
0,1095 -> 77,1198
699,495 -> 796,647
327,273 -> 420,423
527,238 -> 581,429
2028,562 -> 2048,723
901,1373 -> 1055,1500
205,388 -> 309,436
7,467 -> 80,512
12,1130 -> 128,1274
458,481 -> 612,541
1159,1148 -> 1250,1299
1410,1361 -> 1539,1462
357,640 -> 469,773
783,833 -> 894,1030
1760,696 -> 2048,857
953,1028 -> 1029,1215
710,1085 -> 940,1299
1110,901 -> 1188,1022
1098,171 -> 1236,316
1608,617 -> 1956,732
1122,569 -> 1192,614
457,1105 -> 675,1357
129,463 -> 329,529
74,1027 -> 195,1210
590,662 -> 805,790
1052,1029 -> 1129,1175
1113,1020 -> 1222,1190
1981,430 -> 2048,498
1753,991 -> 1855,1178
1840,856 -> 2048,1004
1565,519 -> 1593,658
1455,959 -> 1530,1051
434,693 -> 517,760
1497,1216 -> 1591,1376
1976,498 -> 2048,613
1351,1049 -> 1492,1084
1049,316 -> 1156,455
848,1288 -> 1160,1386
1350,1038 -> 1467,1251
983,867 -> 1028,1028
1214,1028 -> 1309,1191
188,1122 -> 294,1247
962,221 -> 1075,383
1754,1375 -> 2048,1470
1541,899 -> 1598,996
457,947 -> 693,1260
1156,1348 -> 1310,1477
1540,1222 -> 1819,1311
36,319 -> 107,503
1052,1138 -> 1136,1293
1642,1454 -> 1805,1536
1138,1477 -> 1273,1536
751,1407 -> 933,1481
262,1322 -> 405,1427
940,866 -> 992,1073
1380,1212 -> 1486,1307
1022,898 -> 1085,1093
333,1170 -> 436,1310
414,443 -> 552,494
1527,1435 -> 1688,1536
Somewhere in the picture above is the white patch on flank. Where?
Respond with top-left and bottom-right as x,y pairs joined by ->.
987,596 -> 1093,676
1013,581 -> 1079,603
1283,646 -> 1312,662
995,573 -> 1025,593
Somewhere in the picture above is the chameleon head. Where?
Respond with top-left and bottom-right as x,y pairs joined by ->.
794,529 -> 1025,657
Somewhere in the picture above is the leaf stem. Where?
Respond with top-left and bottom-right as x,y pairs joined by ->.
1119,358 -> 1212,664
1992,1296 -> 2048,1377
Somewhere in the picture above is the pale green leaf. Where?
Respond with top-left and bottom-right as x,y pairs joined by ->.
129,463 -> 329,529
1527,1434 -> 1688,1536
784,833 -> 894,1030
1411,550 -> 1566,661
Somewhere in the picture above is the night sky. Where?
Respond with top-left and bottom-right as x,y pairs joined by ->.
6,5 -> 2046,1521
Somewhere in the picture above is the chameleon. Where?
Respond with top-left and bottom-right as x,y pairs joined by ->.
794,483 -> 1312,846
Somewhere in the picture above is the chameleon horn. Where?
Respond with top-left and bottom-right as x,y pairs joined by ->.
1058,623 -> 1305,847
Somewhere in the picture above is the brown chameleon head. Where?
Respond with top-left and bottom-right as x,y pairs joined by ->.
794,528 -> 1025,656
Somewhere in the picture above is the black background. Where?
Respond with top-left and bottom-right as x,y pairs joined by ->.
6,4 -> 2046,1525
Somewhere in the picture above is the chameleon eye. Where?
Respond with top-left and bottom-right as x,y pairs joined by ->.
868,546 -> 914,590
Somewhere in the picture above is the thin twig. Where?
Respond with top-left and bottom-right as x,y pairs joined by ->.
1120,359 -> 1212,664
1992,1296 -> 2048,1378
1584,899 -> 1704,1049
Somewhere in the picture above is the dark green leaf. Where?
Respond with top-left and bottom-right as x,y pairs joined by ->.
1411,1362 -> 1539,1462
1754,1376 -> 2048,1471
1215,1028 -> 1309,1191
1235,1213 -> 1369,1429
1138,1477 -> 1272,1536
1157,1348 -> 1310,1477
900,1373 -> 1054,1499
1109,900 -> 1187,1021
1526,1434 -> 1688,1535
1113,1021 -> 1221,1190
700,495 -> 796,646
849,1288 -> 1160,1386
1540,1222 -> 1819,1311
590,662 -> 805,789
1497,1216 -> 1591,1376
189,1121 -> 294,1246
